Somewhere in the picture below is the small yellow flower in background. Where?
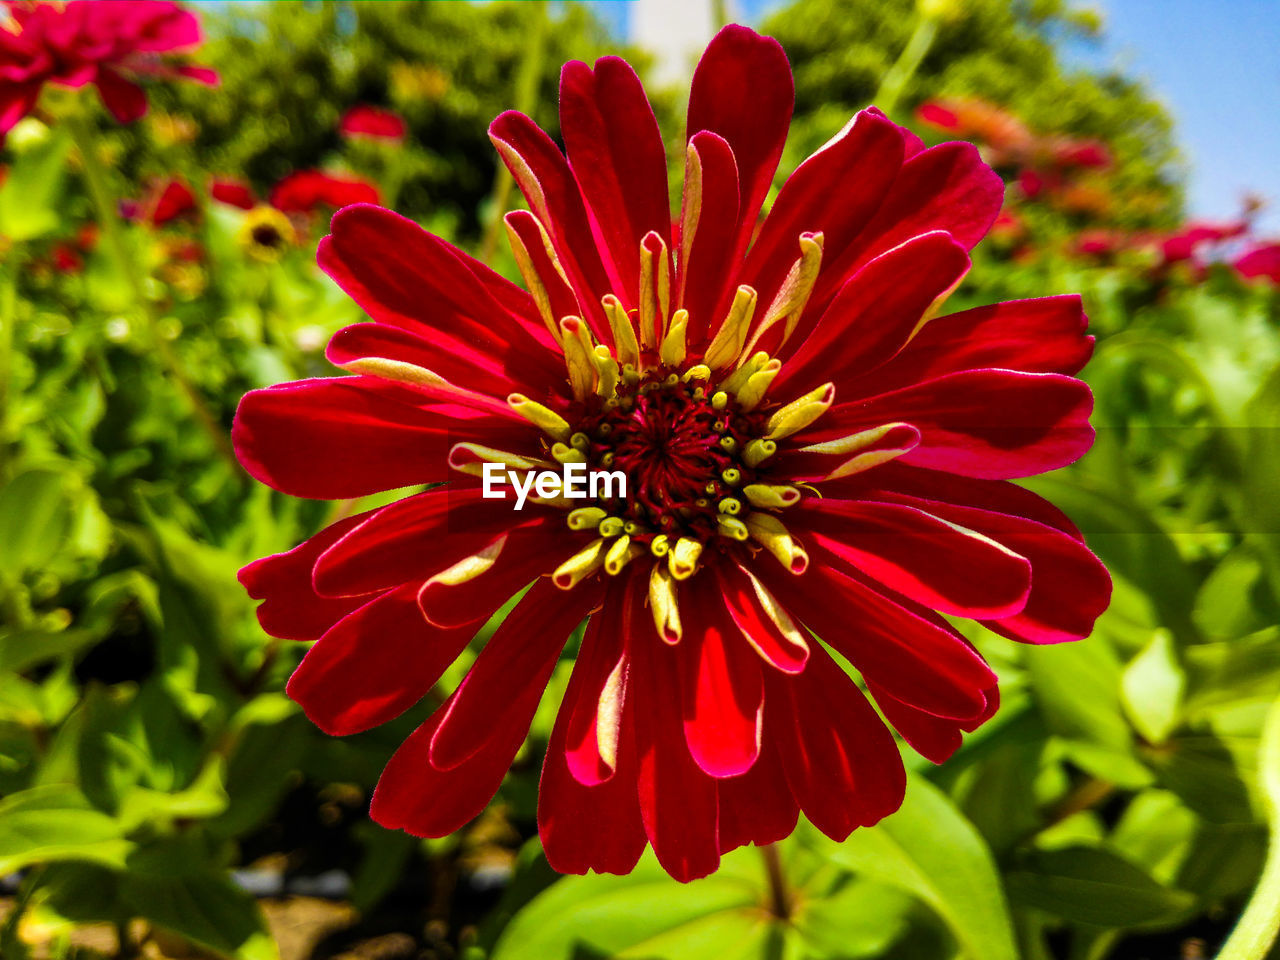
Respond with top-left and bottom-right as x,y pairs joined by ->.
238,205 -> 296,262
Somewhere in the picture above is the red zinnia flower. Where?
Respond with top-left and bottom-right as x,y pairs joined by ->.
234,26 -> 1110,882
0,0 -> 216,137
211,176 -> 256,210
269,170 -> 381,214
339,104 -> 407,143
141,177 -> 196,226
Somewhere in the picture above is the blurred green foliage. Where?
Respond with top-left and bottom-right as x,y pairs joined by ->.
1,1 -> 1279,959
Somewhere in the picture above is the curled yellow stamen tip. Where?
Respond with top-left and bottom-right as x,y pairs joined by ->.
743,438 -> 777,468
507,393 -> 571,442
682,364 -> 711,383
559,315 -> 598,400
668,537 -> 703,580
718,497 -> 742,516
649,564 -> 682,643
745,232 -> 824,356
659,309 -> 689,367
650,534 -> 671,557
604,535 -> 638,575
599,452 -> 616,468
721,351 -> 770,395
746,513 -> 809,574
623,521 -> 642,535
603,294 -> 640,369
743,484 -> 802,509
735,359 -> 782,411
721,467 -> 741,486
711,391 -> 729,411
570,431 -> 592,451
592,345 -> 620,398
704,285 -> 757,370
718,436 -> 738,454
765,382 -> 836,440
551,442 -> 587,464
717,515 -> 750,541
567,507 -> 608,531
598,516 -> 625,538
552,538 -> 609,589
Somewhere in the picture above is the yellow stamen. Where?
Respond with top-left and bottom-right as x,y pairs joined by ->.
703,285 -> 757,370
746,513 -> 809,573
551,442 -> 587,464
718,497 -> 742,515
659,309 -> 689,367
717,515 -> 750,540
567,507 -> 607,531
559,315 -> 597,400
507,393 -> 571,442
650,535 -> 671,557
682,364 -> 711,383
602,294 -> 641,369
552,539 -> 609,589
711,391 -> 729,411
743,232 -> 824,356
743,484 -> 801,509
649,563 -> 682,643
765,383 -> 836,440
676,140 -> 705,309
668,537 -> 703,580
735,359 -> 783,411
592,345 -> 620,398
721,351 -> 770,395
639,233 -> 670,350
743,439 -> 777,468
721,467 -> 741,486
604,536 -> 640,575
598,516 -> 625,538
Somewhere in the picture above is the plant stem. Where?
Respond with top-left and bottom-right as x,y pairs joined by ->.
64,112 -> 242,479
1215,693 -> 1280,960
479,0 -> 549,267
0,260 -> 16,484
873,13 -> 939,117
759,843 -> 792,920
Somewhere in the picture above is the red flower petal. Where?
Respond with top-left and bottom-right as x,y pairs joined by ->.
232,377 -> 506,499
678,131 -> 740,346
428,578 -> 603,771
680,587 -> 763,778
95,68 -> 148,124
715,735 -> 798,854
795,498 -> 1032,620
715,562 -> 809,673
769,647 -> 906,840
687,25 -> 793,267
238,513 -> 372,641
286,583 -> 474,736
560,57 -> 670,300
811,369 -> 1096,479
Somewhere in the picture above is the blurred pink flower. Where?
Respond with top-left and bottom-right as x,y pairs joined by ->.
269,170 -> 381,214
339,104 -> 406,143
211,177 -> 257,210
0,0 -> 216,137
1161,220 -> 1248,264
1234,242 -> 1280,283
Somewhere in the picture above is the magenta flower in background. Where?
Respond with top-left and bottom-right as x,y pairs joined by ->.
0,0 -> 216,136
339,104 -> 407,143
269,170 -> 381,214
1234,242 -> 1280,283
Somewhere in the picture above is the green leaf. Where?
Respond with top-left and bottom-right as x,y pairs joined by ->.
491,847 -> 768,960
0,126 -> 71,240
1121,631 -> 1185,744
0,629 -> 96,674
1007,846 -> 1196,927
805,774 -> 1019,960
0,469 -> 75,576
120,870 -> 278,960
0,785 -> 132,874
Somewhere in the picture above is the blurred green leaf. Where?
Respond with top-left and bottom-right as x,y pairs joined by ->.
121,870 -> 278,960
807,775 -> 1019,960
1121,631 -> 1184,745
0,785 -> 132,874
1007,845 -> 1195,927
0,126 -> 72,241
0,469 -> 75,577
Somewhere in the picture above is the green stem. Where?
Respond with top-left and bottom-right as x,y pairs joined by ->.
759,843 -> 792,920
64,112 -> 242,479
873,14 -> 939,117
479,0 -> 549,267
0,259 -> 16,484
1215,693 -> 1280,960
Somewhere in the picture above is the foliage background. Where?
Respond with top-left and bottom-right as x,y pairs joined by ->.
1,1 -> 1278,959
